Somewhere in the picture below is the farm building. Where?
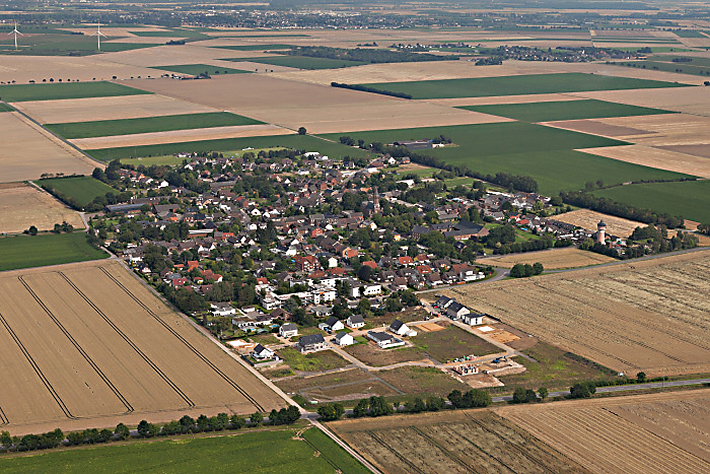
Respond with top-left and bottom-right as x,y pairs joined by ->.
279,323 -> 298,338
367,331 -> 405,349
296,334 -> 328,353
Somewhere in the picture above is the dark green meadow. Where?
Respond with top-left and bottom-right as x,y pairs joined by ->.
38,176 -> 118,208
0,82 -> 150,102
237,56 -> 366,69
0,233 -> 107,272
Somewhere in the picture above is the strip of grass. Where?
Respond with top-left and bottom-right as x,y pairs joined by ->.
0,103 -> 13,112
46,112 -> 263,139
39,176 -> 118,207
152,64 -> 251,76
459,99 -> 674,122
86,134 -> 369,161
0,233 -> 107,271
356,72 -> 685,99
0,429 -> 352,473
278,348 -> 350,372
119,155 -> 189,167
593,180 -> 710,223
0,82 -> 150,102
215,44 -> 295,51
301,427 -> 371,474
240,56 -> 366,70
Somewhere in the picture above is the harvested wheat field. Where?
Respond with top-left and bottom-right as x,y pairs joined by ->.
572,86 -> 710,117
329,409 -> 591,474
481,247 -> 615,269
554,209 -> 646,237
444,251 -> 710,376
598,113 -> 710,146
71,124 -> 293,149
497,390 -> 710,474
425,92 -> 581,107
544,119 -> 656,138
0,260 -> 284,436
13,94 -> 219,124
579,144 -> 710,178
0,183 -> 83,234
102,44 -> 247,67
0,112 -> 98,183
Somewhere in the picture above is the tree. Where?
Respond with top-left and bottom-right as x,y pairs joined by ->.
114,423 -> 130,440
353,399 -> 369,418
1,430 -> 12,448
636,371 -> 647,383
532,262 -> 544,275
405,397 -> 426,413
250,412 -> 263,426
28,225 -> 38,236
698,223 -> 710,235
538,387 -> 548,401
318,403 -> 345,421
356,297 -> 371,315
230,415 -> 246,429
569,382 -> 596,399
426,396 -> 445,412
137,420 -> 158,438
357,265 -> 372,281
298,127 -> 307,135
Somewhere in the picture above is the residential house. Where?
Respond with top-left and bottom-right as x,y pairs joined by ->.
347,314 -> 366,329
296,334 -> 328,353
367,331 -> 405,349
279,323 -> 298,338
252,344 -> 275,361
210,302 -> 235,317
390,319 -> 417,337
334,332 -> 354,346
319,316 -> 345,332
446,302 -> 471,321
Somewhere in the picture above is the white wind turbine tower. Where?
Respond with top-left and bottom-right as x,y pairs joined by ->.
90,21 -> 106,51
9,22 -> 23,50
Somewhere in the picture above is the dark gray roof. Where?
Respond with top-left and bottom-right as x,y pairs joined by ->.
349,314 -> 365,324
299,334 -> 325,345
367,331 -> 395,343
281,323 -> 297,331
390,319 -> 404,331
325,316 -> 340,327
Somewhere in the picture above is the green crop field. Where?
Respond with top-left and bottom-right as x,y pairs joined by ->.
0,233 -> 107,272
320,123 -> 689,194
0,427 -> 366,473
39,176 -> 118,207
356,72 -> 685,99
593,180 -> 710,223
87,133 -> 369,161
459,99 -> 674,122
0,33 -> 155,56
0,82 -> 150,102
614,59 -> 710,77
0,103 -> 13,112
46,112 -> 263,139
673,30 -> 708,38
152,64 -> 251,76
215,44 -> 295,51
239,56 -> 366,70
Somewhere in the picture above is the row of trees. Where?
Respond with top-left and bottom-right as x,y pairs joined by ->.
331,82 -> 413,99
509,262 -> 544,278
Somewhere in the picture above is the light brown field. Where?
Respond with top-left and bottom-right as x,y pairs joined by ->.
12,94 -> 220,124
0,112 -> 98,183
100,44 -> 249,67
0,260 -> 285,436
658,143 -> 710,158
544,119 -> 656,137
572,86 -> 710,117
497,390 -> 710,474
426,92 -> 581,107
597,113 -> 710,146
0,183 -> 84,234
128,75 -> 510,134
480,247 -> 616,269
71,124 -> 294,149
444,251 -> 710,377
579,145 -> 710,178
329,409 -> 591,474
553,209 -> 647,237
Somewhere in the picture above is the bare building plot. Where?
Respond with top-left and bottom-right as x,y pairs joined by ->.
0,183 -> 84,234
0,261 -> 285,436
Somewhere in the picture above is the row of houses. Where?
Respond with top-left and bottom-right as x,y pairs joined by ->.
434,296 -> 483,326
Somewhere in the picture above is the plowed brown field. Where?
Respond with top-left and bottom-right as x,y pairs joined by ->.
0,261 -> 284,436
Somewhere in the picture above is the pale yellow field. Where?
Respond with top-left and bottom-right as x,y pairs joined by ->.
480,247 -> 616,269
0,183 -> 84,234
443,251 -> 710,377
425,92 -> 581,107
0,260 -> 285,436
553,209 -> 647,237
597,113 -> 710,146
0,112 -> 99,183
101,44 -> 246,67
497,390 -> 710,474
579,145 -> 710,178
572,86 -> 710,117
13,94 -> 220,124
71,124 -> 294,149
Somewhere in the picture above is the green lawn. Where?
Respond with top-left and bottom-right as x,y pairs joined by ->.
46,112 -> 263,139
240,56 -> 366,70
278,349 -> 350,372
38,176 -> 118,208
356,72 -> 686,99
459,99 -> 674,122
0,82 -> 150,102
0,103 -> 13,112
0,428 -> 364,473
152,64 -> 251,76
593,180 -> 710,223
119,155 -> 189,167
0,233 -> 107,272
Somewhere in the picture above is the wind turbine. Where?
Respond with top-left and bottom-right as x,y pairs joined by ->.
90,21 -> 106,51
9,22 -> 23,50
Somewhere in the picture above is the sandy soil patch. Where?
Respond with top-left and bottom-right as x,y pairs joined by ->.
480,247 -> 616,269
128,75 -> 510,134
497,390 -> 710,474
571,86 -> 710,116
0,184 -> 84,234
579,144 -> 710,178
0,112 -> 98,183
445,250 -> 710,376
553,209 -> 647,237
72,124 -> 294,149
13,94 -> 219,124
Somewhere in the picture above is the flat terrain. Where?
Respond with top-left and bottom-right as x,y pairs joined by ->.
330,409 -> 591,474
579,145 -> 710,179
571,86 -> 710,117
445,251 -> 710,376
376,366 -> 471,397
480,247 -> 616,269
240,56 -> 366,69
1,82 -> 150,102
0,183 -> 83,234
39,176 -> 119,208
0,260 -> 285,436
274,368 -> 399,402
152,64 -> 250,75
0,233 -> 107,271
497,390 -> 710,474
553,209 -> 647,237
412,324 -> 500,362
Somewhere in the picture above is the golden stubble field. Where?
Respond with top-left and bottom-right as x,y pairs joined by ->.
497,390 -> 710,474
480,247 -> 616,269
572,86 -> 710,117
444,251 -> 710,377
0,183 -> 84,234
553,209 -> 646,237
0,260 -> 285,436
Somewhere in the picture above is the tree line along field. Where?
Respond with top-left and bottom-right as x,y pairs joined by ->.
235,56 -> 367,69
329,409 -> 591,473
0,261 -> 285,436
356,72 -> 686,99
151,64 -> 251,76
458,99 -> 674,123
45,112 -> 264,139
38,176 -> 118,208
593,180 -> 710,223
0,426 -> 369,473
0,82 -> 151,102
0,233 -> 107,272
320,122 -> 690,194
0,103 -> 13,112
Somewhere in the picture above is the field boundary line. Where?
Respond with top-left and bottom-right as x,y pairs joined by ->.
58,271 -> 196,409
18,276 -> 134,415
0,405 -> 8,425
410,425 -> 482,472
367,429 -> 426,474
